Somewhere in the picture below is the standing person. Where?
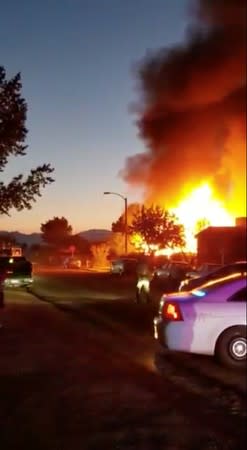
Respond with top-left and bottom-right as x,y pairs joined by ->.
135,258 -> 153,304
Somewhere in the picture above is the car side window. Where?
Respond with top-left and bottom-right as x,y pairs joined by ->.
228,287 -> 247,302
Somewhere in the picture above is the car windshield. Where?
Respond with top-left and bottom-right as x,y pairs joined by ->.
191,273 -> 247,297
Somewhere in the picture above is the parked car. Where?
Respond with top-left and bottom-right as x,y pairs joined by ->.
110,258 -> 138,275
185,263 -> 222,280
65,257 -> 82,269
0,256 -> 33,288
153,273 -> 247,368
153,261 -> 193,291
179,261 -> 247,291
154,261 -> 193,278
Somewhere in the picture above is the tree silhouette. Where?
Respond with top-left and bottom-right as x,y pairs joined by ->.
64,233 -> 91,255
108,231 -> 136,256
90,242 -> 110,267
130,204 -> 185,250
111,203 -> 140,233
41,217 -> 72,246
0,66 -> 54,215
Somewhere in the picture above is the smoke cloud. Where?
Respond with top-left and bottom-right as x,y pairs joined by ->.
122,0 -> 246,213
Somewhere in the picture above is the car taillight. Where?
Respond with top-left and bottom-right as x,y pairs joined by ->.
162,301 -> 183,321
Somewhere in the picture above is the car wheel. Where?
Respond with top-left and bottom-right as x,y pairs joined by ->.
215,326 -> 247,369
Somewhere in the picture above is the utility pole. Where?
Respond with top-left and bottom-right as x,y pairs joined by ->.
104,191 -> 128,254
124,196 -> 128,254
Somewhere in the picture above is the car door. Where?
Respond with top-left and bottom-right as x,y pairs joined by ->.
180,284 -> 246,354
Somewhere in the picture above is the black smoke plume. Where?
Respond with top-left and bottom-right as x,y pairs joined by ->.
122,0 -> 246,212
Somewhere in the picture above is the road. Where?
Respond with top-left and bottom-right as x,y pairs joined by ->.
0,271 -> 246,450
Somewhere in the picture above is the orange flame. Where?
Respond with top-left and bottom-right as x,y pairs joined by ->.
131,181 -> 240,256
172,182 -> 235,252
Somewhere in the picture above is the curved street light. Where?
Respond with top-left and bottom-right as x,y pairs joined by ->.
103,191 -> 128,254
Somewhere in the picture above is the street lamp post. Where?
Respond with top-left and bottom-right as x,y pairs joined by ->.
103,191 -> 128,254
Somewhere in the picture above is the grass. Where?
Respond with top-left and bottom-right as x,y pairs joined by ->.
31,272 -> 137,302
30,272 -> 165,310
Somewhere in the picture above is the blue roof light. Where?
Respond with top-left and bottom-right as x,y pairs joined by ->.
192,289 -> 206,297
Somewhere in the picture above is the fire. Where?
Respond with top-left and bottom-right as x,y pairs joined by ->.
131,233 -> 158,254
130,181 -> 237,256
172,182 -> 235,252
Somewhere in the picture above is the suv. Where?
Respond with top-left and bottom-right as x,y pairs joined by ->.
0,256 -> 33,288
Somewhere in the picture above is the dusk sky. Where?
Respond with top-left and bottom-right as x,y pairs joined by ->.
1,0 -> 188,234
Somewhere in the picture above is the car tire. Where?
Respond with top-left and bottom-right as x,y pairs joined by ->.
215,325 -> 247,369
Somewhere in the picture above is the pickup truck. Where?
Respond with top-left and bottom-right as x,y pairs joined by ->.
0,256 -> 33,288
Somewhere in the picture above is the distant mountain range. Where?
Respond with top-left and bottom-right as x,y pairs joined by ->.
0,229 -> 112,246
